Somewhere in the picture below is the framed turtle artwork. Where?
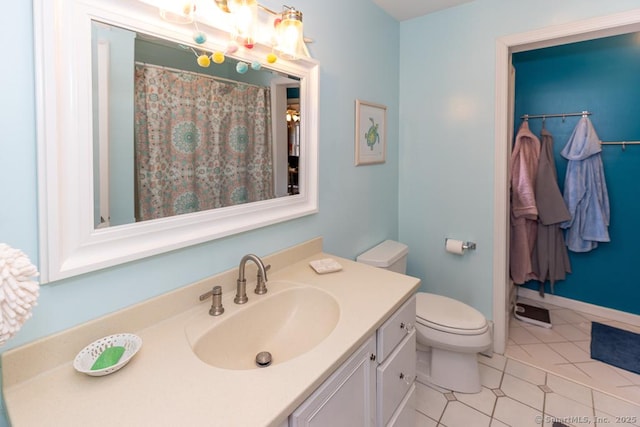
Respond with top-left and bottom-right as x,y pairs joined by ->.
355,99 -> 387,165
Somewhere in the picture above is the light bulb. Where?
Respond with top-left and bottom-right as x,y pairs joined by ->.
276,9 -> 305,60
229,0 -> 257,44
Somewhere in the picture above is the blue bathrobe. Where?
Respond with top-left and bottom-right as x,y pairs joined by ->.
560,117 -> 610,252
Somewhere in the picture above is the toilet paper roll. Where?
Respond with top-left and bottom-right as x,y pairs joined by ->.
445,239 -> 465,255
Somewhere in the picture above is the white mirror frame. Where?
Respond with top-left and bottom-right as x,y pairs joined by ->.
34,0 -> 319,283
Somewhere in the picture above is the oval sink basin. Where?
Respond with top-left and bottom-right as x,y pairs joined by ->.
189,285 -> 340,370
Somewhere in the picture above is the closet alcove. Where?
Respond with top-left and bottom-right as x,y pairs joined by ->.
511,32 -> 640,317
505,30 -> 640,402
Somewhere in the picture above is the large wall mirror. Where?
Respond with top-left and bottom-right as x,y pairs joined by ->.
34,0 -> 319,282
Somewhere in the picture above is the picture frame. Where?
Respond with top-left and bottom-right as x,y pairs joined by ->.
355,99 -> 387,165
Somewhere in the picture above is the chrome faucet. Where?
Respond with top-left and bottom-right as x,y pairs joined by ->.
234,254 -> 270,304
199,285 -> 224,316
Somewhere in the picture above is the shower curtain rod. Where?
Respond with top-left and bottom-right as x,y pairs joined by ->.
520,111 -> 591,120
134,61 -> 266,89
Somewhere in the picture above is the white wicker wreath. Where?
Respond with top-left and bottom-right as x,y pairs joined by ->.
0,244 -> 39,346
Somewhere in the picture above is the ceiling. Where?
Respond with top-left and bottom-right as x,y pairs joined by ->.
371,0 -> 474,21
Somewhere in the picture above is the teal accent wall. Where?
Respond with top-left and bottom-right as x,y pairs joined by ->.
513,33 -> 640,315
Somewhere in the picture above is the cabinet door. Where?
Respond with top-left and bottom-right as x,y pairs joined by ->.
386,384 -> 415,427
290,336 -> 376,427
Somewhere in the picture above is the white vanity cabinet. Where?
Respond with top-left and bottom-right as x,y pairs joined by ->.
289,295 -> 416,427
289,335 -> 377,426
375,296 -> 416,427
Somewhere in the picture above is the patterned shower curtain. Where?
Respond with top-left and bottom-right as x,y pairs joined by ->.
134,64 -> 274,221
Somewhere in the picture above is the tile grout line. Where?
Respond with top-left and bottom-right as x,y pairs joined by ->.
590,387 -> 596,425
492,360 -> 507,425
540,371 -> 547,420
541,373 -> 548,423
437,399 -> 449,425
488,390 -> 499,425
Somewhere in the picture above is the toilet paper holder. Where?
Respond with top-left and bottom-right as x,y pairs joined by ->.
462,241 -> 476,250
444,238 -> 477,251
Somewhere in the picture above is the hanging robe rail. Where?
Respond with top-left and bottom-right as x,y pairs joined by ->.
520,111 -> 591,121
519,110 -> 638,150
600,140 -> 640,151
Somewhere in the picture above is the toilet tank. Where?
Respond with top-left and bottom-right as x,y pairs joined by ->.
356,240 -> 409,274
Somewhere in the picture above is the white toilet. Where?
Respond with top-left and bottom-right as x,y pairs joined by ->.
357,240 -> 492,393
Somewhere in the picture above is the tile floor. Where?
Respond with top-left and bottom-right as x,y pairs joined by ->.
506,297 -> 640,404
415,298 -> 640,426
415,354 -> 640,426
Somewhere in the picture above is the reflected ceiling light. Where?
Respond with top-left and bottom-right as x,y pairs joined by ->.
286,109 -> 300,122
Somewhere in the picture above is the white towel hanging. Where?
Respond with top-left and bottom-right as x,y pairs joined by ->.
0,244 -> 40,345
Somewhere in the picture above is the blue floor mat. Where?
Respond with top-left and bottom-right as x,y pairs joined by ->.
590,322 -> 640,375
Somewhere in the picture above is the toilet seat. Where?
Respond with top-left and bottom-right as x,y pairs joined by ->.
416,293 -> 488,335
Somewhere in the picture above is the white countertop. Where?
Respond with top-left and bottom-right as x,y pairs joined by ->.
2,239 -> 420,426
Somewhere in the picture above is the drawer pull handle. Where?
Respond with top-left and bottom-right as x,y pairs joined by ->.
400,322 -> 414,334
370,353 -> 376,362
399,372 -> 412,385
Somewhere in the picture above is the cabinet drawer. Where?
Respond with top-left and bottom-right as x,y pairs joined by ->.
376,295 -> 415,362
386,383 -> 415,427
376,329 -> 416,427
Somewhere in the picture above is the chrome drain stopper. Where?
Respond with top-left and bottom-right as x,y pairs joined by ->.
255,351 -> 272,367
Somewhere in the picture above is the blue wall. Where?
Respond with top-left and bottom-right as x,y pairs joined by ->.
4,0 -> 640,424
0,0 -> 399,424
399,0 -> 640,321
0,0 -> 400,347
513,33 -> 640,315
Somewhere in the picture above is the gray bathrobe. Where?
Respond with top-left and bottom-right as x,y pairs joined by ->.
531,129 -> 571,295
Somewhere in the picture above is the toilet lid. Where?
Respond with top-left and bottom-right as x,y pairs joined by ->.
416,293 -> 488,335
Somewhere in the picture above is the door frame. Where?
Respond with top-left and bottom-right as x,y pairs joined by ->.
492,8 -> 640,354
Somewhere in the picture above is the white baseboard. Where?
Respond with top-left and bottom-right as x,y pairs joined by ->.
517,287 -> 640,328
